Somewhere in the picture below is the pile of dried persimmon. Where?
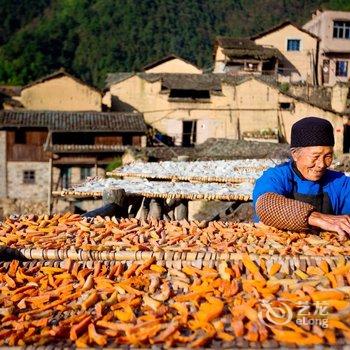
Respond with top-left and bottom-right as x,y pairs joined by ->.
1,256 -> 350,347
0,213 -> 349,256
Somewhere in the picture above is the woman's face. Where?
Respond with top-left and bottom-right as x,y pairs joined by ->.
291,146 -> 333,181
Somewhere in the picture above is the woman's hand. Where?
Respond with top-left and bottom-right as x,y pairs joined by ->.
308,211 -> 350,241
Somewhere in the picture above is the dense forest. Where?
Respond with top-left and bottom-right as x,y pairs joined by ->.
0,0 -> 349,88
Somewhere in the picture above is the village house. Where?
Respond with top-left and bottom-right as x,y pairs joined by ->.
0,110 -> 147,212
213,22 -> 320,84
213,37 -> 281,76
251,21 -> 320,84
0,69 -> 147,213
104,72 -> 349,153
303,9 -> 350,86
19,68 -> 102,111
104,73 -> 239,146
142,54 -> 202,74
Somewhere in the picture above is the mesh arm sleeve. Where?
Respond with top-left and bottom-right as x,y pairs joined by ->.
255,192 -> 315,231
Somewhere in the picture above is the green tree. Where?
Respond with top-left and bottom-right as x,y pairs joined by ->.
0,0 -> 347,87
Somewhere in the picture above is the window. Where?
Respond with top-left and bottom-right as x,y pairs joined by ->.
224,62 -> 244,73
61,167 -> 71,189
15,130 -> 26,144
336,61 -> 348,77
287,39 -> 300,51
333,21 -> 350,39
80,167 -> 91,181
122,134 -> 132,145
169,89 -> 210,99
279,102 -> 294,110
245,62 -> 259,71
23,170 -> 35,184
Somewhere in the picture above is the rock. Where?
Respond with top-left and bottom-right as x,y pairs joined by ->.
135,198 -> 149,220
127,197 -> 143,218
188,200 -> 234,221
174,202 -> 188,220
167,210 -> 175,220
102,188 -> 126,207
165,198 -> 177,207
148,199 -> 162,220
0,198 -> 48,219
221,202 -> 254,222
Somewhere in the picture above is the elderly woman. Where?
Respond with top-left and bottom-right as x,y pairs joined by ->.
253,116 -> 350,240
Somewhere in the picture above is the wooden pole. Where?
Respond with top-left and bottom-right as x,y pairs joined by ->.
94,158 -> 98,177
48,156 -> 53,214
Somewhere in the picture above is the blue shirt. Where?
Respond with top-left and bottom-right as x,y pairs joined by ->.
253,161 -> 350,222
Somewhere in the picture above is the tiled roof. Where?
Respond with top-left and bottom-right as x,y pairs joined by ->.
140,73 -> 223,91
106,71 -> 252,91
106,73 -> 224,91
222,47 -> 282,60
161,74 -> 222,91
0,110 -> 147,132
0,85 -> 22,97
105,73 -> 135,88
281,91 -> 345,115
215,37 -> 283,60
220,75 -> 276,87
106,72 -> 272,91
216,37 -> 259,50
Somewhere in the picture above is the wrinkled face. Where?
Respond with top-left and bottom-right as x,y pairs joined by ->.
291,146 -> 333,181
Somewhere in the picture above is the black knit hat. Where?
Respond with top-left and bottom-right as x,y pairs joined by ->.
290,117 -> 334,148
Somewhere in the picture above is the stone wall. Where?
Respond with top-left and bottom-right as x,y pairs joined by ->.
288,84 -> 332,109
280,99 -> 345,154
0,197 -> 48,217
331,83 -> 349,113
0,131 -> 7,197
7,161 -> 50,201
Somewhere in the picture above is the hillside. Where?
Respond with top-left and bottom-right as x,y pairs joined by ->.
0,0 -> 349,88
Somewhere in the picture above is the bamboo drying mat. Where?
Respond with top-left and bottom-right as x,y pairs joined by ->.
1,260 -> 350,349
1,256 -> 350,286
0,341 -> 348,349
52,189 -> 252,201
12,248 -> 349,270
107,171 -> 257,184
0,331 -> 347,350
